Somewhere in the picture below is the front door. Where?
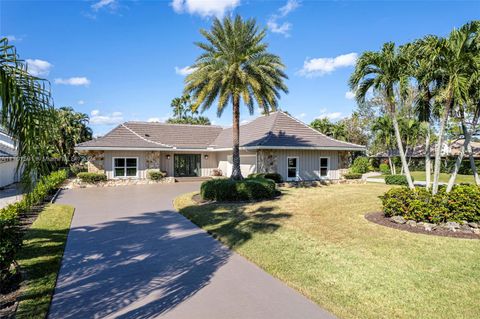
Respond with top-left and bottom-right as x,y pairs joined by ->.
174,154 -> 201,177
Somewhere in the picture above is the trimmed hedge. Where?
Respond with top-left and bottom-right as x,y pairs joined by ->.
384,174 -> 413,186
148,170 -> 167,181
248,173 -> 283,183
343,173 -> 362,180
1,169 -> 68,281
77,172 -> 107,183
382,185 -> 480,223
379,163 -> 390,175
201,177 -> 277,201
351,157 -> 370,174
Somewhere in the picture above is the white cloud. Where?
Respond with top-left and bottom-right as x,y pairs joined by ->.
147,117 -> 161,122
77,100 -> 85,105
171,0 -> 240,17
91,0 -> 116,11
54,77 -> 91,86
298,52 -> 358,77
317,109 -> 343,121
25,59 -> 52,77
175,65 -> 196,76
89,110 -> 123,125
4,35 -> 21,42
296,112 -> 306,119
267,0 -> 300,37
345,91 -> 355,100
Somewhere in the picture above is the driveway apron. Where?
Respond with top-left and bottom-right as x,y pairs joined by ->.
49,183 -> 334,319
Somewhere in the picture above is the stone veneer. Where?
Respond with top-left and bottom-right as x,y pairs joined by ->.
68,177 -> 176,189
86,151 -> 105,174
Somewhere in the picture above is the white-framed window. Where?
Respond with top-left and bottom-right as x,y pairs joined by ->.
287,157 -> 299,181
319,157 -> 329,178
113,157 -> 138,178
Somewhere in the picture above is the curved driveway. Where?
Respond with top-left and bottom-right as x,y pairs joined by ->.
50,183 -> 334,319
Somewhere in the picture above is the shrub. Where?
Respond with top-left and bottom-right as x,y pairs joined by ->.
70,163 -> 87,176
381,185 -> 480,223
0,169 -> 68,281
384,174 -> 413,186
351,157 -> 370,174
247,172 -> 283,183
343,172 -> 362,180
77,172 -> 107,183
379,163 -> 390,175
148,170 -> 166,181
201,177 -> 276,201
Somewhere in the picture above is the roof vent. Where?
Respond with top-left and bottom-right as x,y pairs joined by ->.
145,134 -> 150,137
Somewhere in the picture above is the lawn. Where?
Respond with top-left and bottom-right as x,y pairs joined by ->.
175,184 -> 480,319
15,204 -> 74,319
371,171 -> 476,184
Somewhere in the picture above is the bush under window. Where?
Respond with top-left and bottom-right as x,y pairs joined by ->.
384,174 -> 413,186
148,170 -> 167,181
77,172 -> 107,183
382,185 -> 480,223
201,177 -> 277,201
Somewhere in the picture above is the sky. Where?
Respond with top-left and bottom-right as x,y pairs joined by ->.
1,0 -> 479,135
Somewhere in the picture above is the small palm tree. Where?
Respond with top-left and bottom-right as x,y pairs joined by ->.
350,42 -> 415,188
185,15 -> 288,180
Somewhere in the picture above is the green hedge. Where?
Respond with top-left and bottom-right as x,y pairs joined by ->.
248,173 -> 283,183
343,173 -> 362,180
148,170 -> 167,181
384,174 -> 413,186
382,185 -> 480,223
379,163 -> 390,175
201,177 -> 277,201
1,170 -> 68,281
351,157 -> 370,174
77,172 -> 107,183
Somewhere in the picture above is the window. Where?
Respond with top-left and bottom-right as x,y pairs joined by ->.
287,157 -> 298,180
319,157 -> 329,177
114,157 -> 137,178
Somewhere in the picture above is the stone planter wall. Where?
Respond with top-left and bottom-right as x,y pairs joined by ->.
67,177 -> 175,189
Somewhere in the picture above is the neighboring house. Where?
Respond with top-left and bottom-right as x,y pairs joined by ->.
449,139 -> 480,158
0,129 -> 20,188
76,111 -> 365,181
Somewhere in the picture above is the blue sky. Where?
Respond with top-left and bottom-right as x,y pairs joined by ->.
2,0 -> 479,135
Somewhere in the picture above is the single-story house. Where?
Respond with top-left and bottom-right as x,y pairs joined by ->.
0,129 -> 20,188
76,111 -> 365,181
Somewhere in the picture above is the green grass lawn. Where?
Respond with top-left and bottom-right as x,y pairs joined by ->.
371,171 -> 476,184
15,204 -> 74,319
175,184 -> 480,319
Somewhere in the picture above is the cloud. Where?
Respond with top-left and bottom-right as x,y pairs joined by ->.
317,109 -> 343,121
25,59 -> 53,77
3,35 -> 22,42
345,91 -> 355,100
54,77 -> 91,86
171,0 -> 240,17
89,110 -> 124,125
267,0 -> 300,37
77,100 -> 85,105
298,52 -> 358,77
91,0 -> 117,11
175,65 -> 196,76
296,112 -> 306,119
147,117 -> 162,122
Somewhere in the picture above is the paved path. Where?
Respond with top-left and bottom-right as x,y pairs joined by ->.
50,183 -> 334,319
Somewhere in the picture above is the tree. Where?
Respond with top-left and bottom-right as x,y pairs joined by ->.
184,15 -> 288,180
371,115 -> 396,174
166,94 -> 212,125
0,38 -> 54,189
350,42 -> 415,188
310,118 -> 335,137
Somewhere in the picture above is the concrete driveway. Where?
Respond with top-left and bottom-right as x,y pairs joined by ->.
50,183 -> 334,319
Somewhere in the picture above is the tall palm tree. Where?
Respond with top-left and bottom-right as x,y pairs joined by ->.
428,21 -> 479,194
372,115 -> 396,174
185,15 -> 288,180
350,42 -> 415,188
0,38 -> 53,189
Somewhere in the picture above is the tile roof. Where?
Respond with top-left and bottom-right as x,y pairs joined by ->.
77,111 -> 365,151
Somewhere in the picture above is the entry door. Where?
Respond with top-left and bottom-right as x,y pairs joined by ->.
174,154 -> 201,177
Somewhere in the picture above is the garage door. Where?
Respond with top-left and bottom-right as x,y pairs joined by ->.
226,155 -> 256,177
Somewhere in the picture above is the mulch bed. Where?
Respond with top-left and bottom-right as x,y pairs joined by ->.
0,193 -> 57,318
365,212 -> 480,240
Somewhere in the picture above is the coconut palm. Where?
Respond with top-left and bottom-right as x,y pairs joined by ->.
0,38 -> 53,189
184,15 -> 288,180
350,42 -> 415,188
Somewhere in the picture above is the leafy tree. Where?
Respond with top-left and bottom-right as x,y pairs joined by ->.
0,38 -> 54,189
166,94 -> 211,125
350,42 -> 415,188
184,15 -> 288,180
310,118 -> 335,137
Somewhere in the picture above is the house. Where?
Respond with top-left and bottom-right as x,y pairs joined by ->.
0,129 -> 20,188
76,111 -> 365,181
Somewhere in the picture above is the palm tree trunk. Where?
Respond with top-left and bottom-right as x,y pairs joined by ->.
425,125 -> 431,189
231,95 -> 243,180
468,148 -> 480,185
392,114 -> 414,188
432,100 -> 451,195
446,120 -> 471,192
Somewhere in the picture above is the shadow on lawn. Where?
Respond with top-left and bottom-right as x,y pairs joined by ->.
178,201 -> 292,248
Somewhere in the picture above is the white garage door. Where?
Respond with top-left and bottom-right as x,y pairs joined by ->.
226,155 -> 256,177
